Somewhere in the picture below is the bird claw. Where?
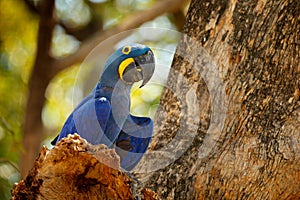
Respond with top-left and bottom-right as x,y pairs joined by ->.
125,171 -> 143,200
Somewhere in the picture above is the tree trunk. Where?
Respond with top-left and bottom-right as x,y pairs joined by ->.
138,0 -> 300,199
21,0 -> 56,178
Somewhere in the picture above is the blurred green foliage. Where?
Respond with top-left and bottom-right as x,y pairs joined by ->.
0,0 -> 181,198
0,0 -> 37,198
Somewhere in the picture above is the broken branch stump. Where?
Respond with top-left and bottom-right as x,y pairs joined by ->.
11,134 -> 157,200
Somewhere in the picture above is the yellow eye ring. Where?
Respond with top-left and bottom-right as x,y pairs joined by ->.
122,46 -> 131,55
118,58 -> 135,80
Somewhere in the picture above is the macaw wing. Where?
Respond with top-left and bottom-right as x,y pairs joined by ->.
51,93 -> 94,145
52,95 -> 112,146
51,93 -> 93,145
115,115 -> 153,171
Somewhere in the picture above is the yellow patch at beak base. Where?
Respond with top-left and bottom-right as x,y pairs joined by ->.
118,58 -> 135,80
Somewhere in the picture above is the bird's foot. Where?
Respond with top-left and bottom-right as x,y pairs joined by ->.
125,171 -> 143,200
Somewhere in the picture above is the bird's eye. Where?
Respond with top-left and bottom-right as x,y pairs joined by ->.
122,46 -> 131,55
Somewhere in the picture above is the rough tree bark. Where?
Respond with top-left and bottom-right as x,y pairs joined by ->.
137,0 -> 300,199
12,134 -> 157,200
21,0 -> 189,178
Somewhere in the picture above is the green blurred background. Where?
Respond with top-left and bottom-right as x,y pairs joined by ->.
0,0 -> 186,198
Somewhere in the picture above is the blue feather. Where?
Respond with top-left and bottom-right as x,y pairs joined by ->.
115,115 -> 153,171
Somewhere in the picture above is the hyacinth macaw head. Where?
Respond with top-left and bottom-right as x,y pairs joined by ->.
99,44 -> 155,89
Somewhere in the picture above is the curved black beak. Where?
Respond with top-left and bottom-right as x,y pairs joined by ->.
134,50 -> 155,88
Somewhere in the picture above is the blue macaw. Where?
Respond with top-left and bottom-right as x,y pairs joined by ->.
51,44 -> 155,171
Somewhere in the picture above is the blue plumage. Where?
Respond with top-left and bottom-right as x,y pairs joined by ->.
115,116 -> 153,170
52,44 -> 155,171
